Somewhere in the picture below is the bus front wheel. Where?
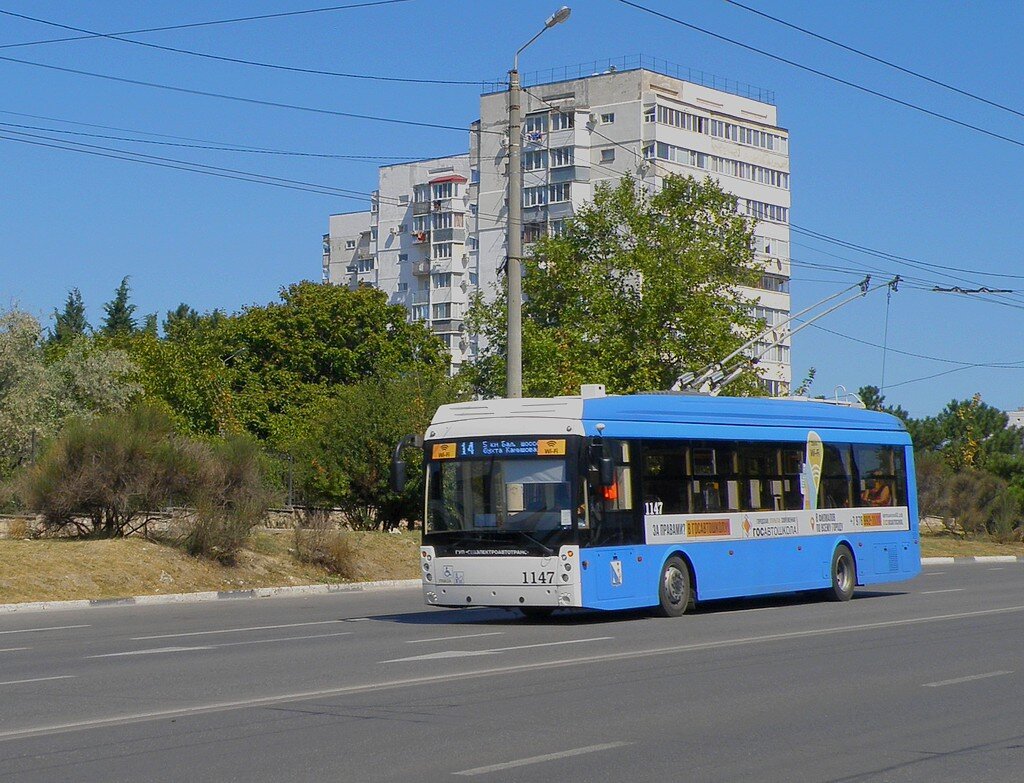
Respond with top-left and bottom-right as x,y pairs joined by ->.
827,544 -> 856,602
657,556 -> 692,617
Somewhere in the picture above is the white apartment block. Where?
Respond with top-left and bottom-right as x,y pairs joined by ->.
324,154 -> 476,370
325,60 -> 792,392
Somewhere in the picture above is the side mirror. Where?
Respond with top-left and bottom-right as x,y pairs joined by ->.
598,457 -> 615,487
391,460 -> 407,493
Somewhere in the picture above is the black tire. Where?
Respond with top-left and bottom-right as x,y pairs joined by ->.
657,556 -> 692,617
826,544 -> 856,602
519,606 -> 555,620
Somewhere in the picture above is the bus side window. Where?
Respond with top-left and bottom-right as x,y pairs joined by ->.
852,444 -> 905,507
641,442 -> 688,514
819,445 -> 854,509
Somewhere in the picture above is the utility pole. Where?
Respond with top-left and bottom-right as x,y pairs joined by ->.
506,6 -> 571,399
507,66 -> 523,398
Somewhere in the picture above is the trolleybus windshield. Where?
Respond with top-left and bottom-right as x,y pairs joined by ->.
424,436 -> 580,550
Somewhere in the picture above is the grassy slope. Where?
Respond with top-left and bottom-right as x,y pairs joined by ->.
1,530 -> 1019,606
0,529 -> 421,604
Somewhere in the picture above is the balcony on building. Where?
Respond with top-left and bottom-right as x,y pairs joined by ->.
412,260 -> 433,276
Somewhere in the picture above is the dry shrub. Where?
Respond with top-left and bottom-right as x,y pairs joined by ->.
7,517 -> 32,539
293,510 -> 358,578
178,436 -> 276,564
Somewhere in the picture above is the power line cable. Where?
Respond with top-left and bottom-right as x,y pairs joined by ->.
0,0 -> 414,49
616,0 -> 1024,150
0,6 -> 492,87
0,118 -> 423,160
722,0 -> 1024,122
0,54 -> 501,134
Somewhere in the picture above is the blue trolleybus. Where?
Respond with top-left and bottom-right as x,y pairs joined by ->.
414,386 -> 920,617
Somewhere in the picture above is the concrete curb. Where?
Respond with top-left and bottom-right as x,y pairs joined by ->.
921,556 -> 1022,565
0,579 -> 422,615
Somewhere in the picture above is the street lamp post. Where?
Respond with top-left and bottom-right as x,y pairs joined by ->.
506,6 -> 571,399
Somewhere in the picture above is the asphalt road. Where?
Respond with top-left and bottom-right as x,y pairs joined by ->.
1,564 -> 1023,782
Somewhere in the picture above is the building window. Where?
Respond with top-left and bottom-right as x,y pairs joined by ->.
651,142 -> 789,190
523,222 -> 545,244
643,105 -> 655,123
434,242 -> 453,259
525,112 -> 548,136
470,169 -> 480,183
398,253 -> 408,262
469,272 -> 479,286
550,218 -> 567,237
370,227 -> 378,241
550,111 -> 574,131
523,185 -> 547,207
357,258 -> 375,273
433,212 -> 453,230
759,273 -> 790,293
399,194 -> 409,204
744,199 -> 789,224
411,305 -> 428,321
469,204 -> 478,215
601,148 -> 615,163
345,240 -> 356,250
413,216 -> 427,232
413,184 -> 430,202
753,236 -> 789,258
432,182 -> 454,199
548,183 -> 571,203
549,146 -> 574,168
433,273 -> 452,289
432,302 -> 453,320
601,112 -> 615,124
398,282 -> 408,291
523,149 -> 547,171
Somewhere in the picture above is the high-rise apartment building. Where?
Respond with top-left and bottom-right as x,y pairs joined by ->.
324,59 -> 792,391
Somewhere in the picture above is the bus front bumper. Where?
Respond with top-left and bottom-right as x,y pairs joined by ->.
420,545 -> 582,609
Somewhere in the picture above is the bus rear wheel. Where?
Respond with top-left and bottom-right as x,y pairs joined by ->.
657,556 -> 692,617
826,544 -> 856,602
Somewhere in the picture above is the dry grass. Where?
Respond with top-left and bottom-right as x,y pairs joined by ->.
0,529 -> 421,605
920,533 -> 1024,558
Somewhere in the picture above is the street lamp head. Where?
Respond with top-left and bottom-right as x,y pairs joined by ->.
545,6 -> 571,27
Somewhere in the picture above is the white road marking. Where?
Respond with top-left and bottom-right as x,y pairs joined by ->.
8,605 -> 1024,743
91,632 -> 353,658
989,567 -> 1005,571
924,671 -> 1012,688
923,572 -> 946,576
0,647 -> 30,654
385,637 -> 613,663
454,742 -> 631,776
89,646 -> 214,658
213,631 -> 352,648
132,620 -> 347,640
921,588 -> 965,595
0,676 -> 75,687
0,625 -> 89,636
408,632 -> 504,644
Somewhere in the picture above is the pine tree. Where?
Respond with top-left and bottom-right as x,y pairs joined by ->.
142,313 -> 159,336
100,276 -> 138,337
50,288 -> 89,344
163,302 -> 200,336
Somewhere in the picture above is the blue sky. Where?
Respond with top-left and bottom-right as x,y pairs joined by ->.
2,0 -> 1023,418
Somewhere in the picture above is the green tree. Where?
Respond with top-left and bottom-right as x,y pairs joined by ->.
99,276 -> 138,337
142,313 -> 159,336
1,308 -> 138,479
857,385 -> 910,421
466,175 -> 762,397
163,303 -> 200,337
49,288 -> 89,345
223,281 -> 449,439
285,374 -> 457,530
